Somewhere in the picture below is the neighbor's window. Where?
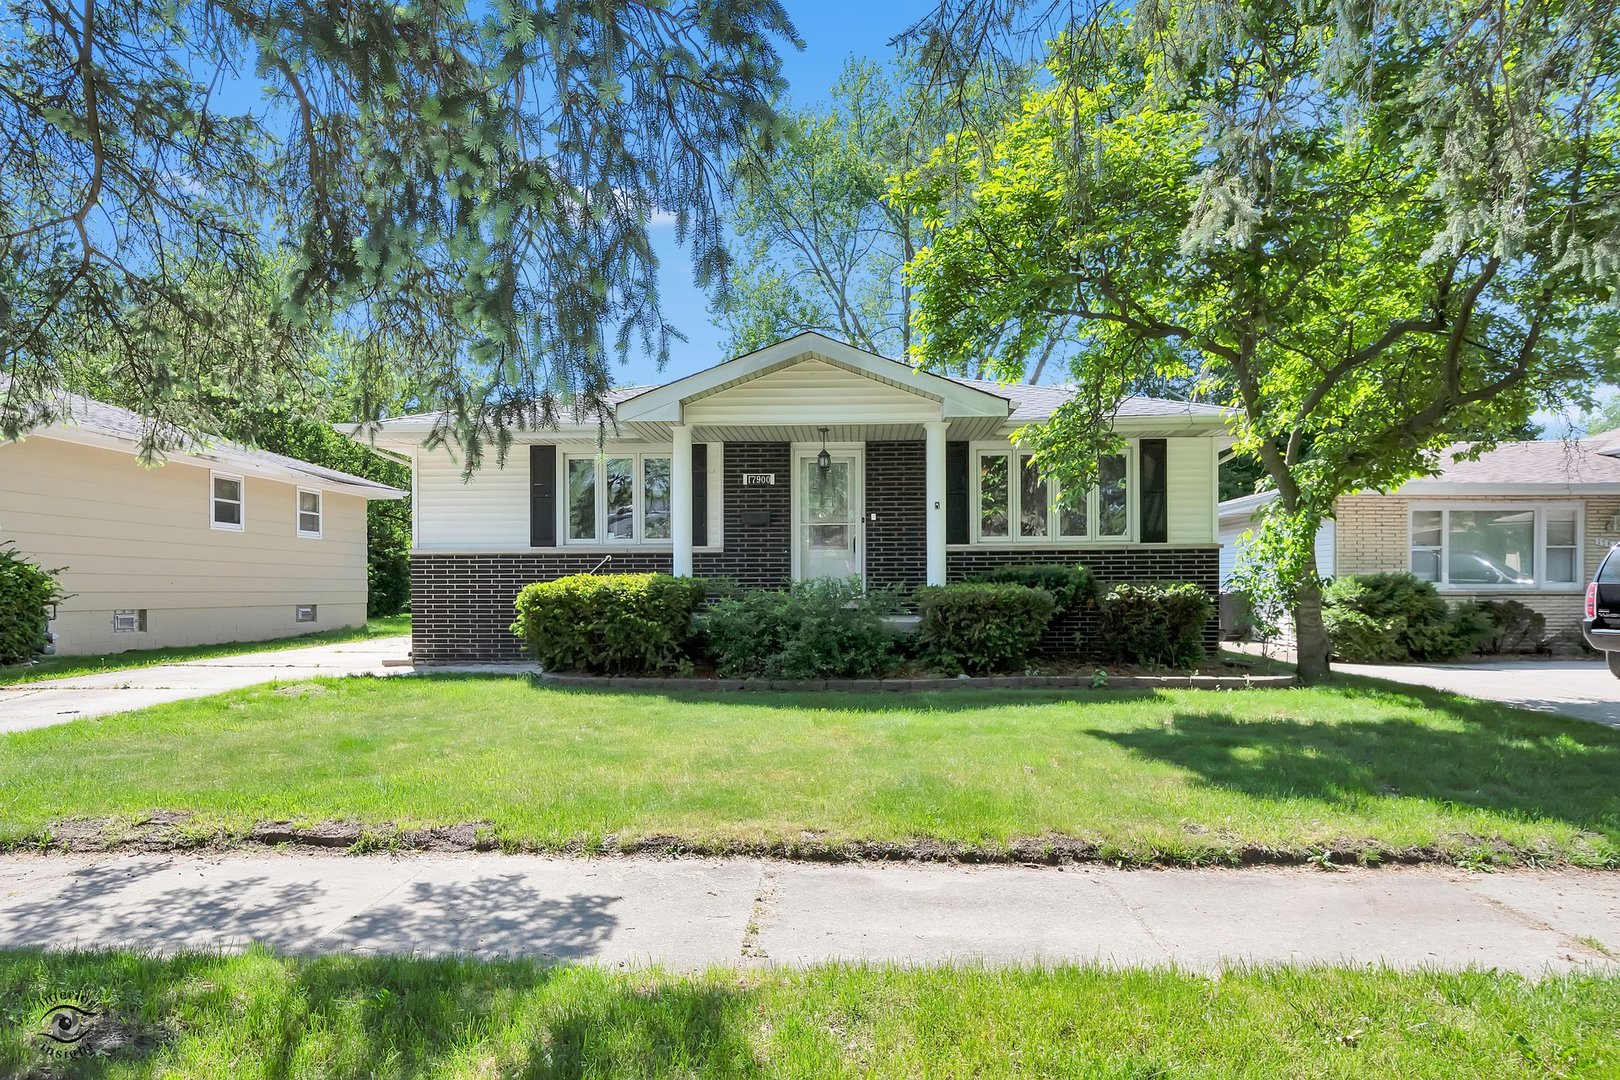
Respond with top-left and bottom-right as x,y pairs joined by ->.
564,453 -> 673,544
211,473 -> 243,530
297,489 -> 322,538
975,449 -> 1131,543
1409,505 -> 1580,588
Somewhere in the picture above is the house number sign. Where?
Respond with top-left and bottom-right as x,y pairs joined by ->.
741,473 -> 777,486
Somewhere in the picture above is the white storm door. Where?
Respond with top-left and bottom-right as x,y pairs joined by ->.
796,451 -> 863,582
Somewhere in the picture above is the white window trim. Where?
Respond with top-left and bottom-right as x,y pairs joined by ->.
296,488 -> 323,539
1407,502 -> 1584,593
561,449 -> 675,547
210,471 -> 245,532
969,441 -> 1137,545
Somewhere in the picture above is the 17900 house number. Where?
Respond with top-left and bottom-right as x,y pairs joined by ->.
741,473 -> 776,486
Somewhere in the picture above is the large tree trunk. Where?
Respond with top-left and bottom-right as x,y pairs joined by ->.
1293,578 -> 1332,683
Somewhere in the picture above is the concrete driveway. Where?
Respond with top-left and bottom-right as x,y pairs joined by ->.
0,636 -> 411,734
1337,657 -> 1620,728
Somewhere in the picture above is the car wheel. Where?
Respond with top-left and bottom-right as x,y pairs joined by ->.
1608,651 -> 1620,680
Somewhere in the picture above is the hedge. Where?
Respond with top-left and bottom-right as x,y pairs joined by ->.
916,582 -> 1057,675
701,578 -> 901,679
974,563 -> 1098,610
1095,581 -> 1214,668
0,543 -> 65,666
510,573 -> 706,674
1322,573 -> 1493,663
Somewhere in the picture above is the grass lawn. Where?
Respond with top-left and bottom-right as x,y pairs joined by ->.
3,950 -> 1617,1079
2,675 -> 1616,865
0,615 -> 410,687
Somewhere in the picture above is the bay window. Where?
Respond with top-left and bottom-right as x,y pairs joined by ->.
565,452 -> 672,544
1409,505 -> 1581,589
974,447 -> 1132,543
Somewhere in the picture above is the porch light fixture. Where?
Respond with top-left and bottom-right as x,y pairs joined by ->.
816,427 -> 831,475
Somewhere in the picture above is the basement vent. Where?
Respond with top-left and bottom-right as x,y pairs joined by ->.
112,610 -> 147,633
295,605 -> 317,624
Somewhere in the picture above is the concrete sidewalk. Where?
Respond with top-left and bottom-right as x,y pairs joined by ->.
1,853 -> 1615,974
0,636 -> 411,733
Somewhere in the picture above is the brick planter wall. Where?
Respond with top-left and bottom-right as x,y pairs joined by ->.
948,546 -> 1221,657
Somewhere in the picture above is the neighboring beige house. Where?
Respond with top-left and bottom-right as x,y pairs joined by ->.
1220,436 -> 1620,640
1,383 -> 404,656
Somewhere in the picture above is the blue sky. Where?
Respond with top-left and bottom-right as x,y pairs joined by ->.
623,0 -> 938,387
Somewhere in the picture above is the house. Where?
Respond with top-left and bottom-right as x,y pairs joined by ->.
357,333 -> 1232,662
1218,436 -> 1620,640
0,381 -> 405,655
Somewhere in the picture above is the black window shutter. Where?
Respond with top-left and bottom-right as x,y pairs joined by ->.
692,443 -> 709,547
1140,439 -> 1168,543
530,444 -> 557,547
946,441 -> 969,545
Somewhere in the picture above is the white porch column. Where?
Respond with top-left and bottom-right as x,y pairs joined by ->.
924,421 -> 948,586
671,423 -> 694,577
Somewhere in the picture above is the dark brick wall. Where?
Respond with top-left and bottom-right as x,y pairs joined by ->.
693,441 -> 791,589
865,441 -> 927,594
413,441 -> 794,661
412,551 -> 674,662
948,545 -> 1221,657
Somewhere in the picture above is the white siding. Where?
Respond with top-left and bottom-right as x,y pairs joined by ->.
1166,437 -> 1217,543
1220,513 -> 1336,587
414,445 -> 531,550
0,436 -> 369,654
685,360 -> 940,425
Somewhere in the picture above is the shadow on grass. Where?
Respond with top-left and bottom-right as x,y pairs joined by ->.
0,949 -> 760,1079
1087,700 -> 1620,845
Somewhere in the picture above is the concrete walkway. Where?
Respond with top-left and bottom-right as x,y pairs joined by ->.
1,853 -> 1615,974
0,636 -> 411,733
1336,658 -> 1620,729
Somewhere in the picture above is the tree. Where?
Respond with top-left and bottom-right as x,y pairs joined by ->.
896,0 -> 1620,681
716,56 -> 1096,381
1,0 -> 799,465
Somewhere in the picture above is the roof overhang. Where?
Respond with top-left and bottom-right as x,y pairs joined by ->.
23,425 -> 406,499
612,332 -> 1011,424
1395,480 -> 1620,496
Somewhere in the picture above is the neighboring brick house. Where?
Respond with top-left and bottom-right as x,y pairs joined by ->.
359,332 -> 1231,662
1220,437 -> 1620,641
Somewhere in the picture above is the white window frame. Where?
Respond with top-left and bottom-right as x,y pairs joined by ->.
210,471 -> 244,532
296,488 -> 323,539
561,450 -> 675,547
969,441 -> 1137,545
1407,502 -> 1584,592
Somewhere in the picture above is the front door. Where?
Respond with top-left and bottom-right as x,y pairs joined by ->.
796,450 -> 862,582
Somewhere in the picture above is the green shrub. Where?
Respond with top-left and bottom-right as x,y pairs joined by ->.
701,578 -> 901,679
0,543 -> 65,666
1471,599 -> 1548,655
973,563 -> 1098,610
916,582 -> 1057,675
1321,573 -> 1492,663
510,573 -> 707,674
1095,581 -> 1215,668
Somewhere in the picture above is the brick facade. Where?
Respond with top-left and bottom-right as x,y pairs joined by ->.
1333,493 -> 1619,636
948,545 -> 1222,657
864,441 -> 928,594
693,441 -> 791,590
413,439 -> 1220,662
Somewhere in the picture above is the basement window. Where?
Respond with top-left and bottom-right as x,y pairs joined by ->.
112,610 -> 147,633
295,605 -> 317,624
